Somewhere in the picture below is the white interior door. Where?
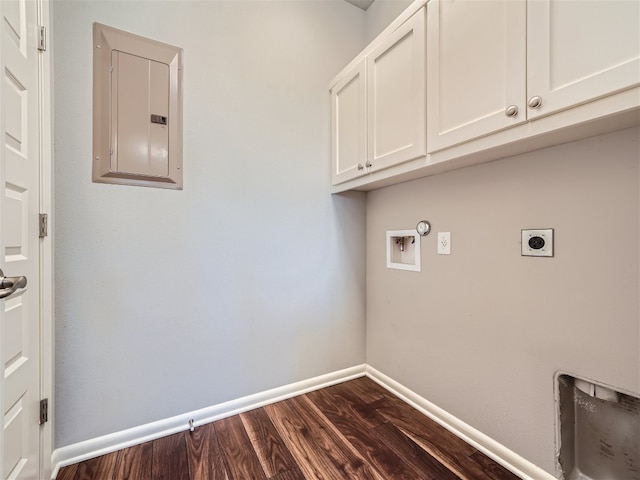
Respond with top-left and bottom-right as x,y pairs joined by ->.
1,0 -> 43,478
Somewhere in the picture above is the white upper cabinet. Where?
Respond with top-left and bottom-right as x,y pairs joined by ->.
427,0 -> 527,152
527,0 -> 640,120
331,0 -> 639,192
331,60 -> 367,185
427,0 -> 640,152
330,6 -> 426,187
367,8 -> 426,171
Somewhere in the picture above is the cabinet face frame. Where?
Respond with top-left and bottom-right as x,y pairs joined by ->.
426,0 -> 527,153
366,7 -> 426,171
331,60 -> 367,185
526,0 -> 640,120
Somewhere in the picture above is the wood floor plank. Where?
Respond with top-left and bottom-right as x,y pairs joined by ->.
264,398 -> 350,480
469,451 -> 521,480
56,463 -> 78,480
370,395 -> 504,480
240,407 -> 298,477
265,396 -> 381,480
370,392 -> 478,458
113,441 -> 152,480
307,387 -> 422,479
186,422 -> 228,480
341,377 -> 390,404
402,428 -> 503,480
295,395 -> 386,480
214,414 -> 267,480
73,451 -> 118,480
269,465 -> 306,480
152,432 -> 190,480
322,380 -> 388,429
374,421 -> 462,480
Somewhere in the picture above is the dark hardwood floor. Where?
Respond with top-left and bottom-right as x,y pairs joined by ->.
57,377 -> 521,480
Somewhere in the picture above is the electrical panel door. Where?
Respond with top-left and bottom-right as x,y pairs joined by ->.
93,23 -> 183,189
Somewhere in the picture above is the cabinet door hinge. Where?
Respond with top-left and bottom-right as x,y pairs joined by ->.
39,398 -> 49,425
39,213 -> 48,238
38,26 -> 47,52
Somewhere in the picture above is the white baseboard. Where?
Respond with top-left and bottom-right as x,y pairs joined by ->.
51,364 -> 367,478
52,363 -> 554,480
365,365 -> 556,480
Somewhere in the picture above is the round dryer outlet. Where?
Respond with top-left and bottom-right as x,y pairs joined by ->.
521,229 -> 554,257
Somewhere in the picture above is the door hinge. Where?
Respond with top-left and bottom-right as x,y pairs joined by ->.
39,213 -> 48,238
38,26 -> 46,52
39,398 -> 48,425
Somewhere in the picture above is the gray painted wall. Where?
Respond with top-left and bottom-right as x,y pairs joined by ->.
53,1 -> 367,448
366,127 -> 640,474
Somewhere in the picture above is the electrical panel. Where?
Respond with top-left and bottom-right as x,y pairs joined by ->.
93,23 -> 183,189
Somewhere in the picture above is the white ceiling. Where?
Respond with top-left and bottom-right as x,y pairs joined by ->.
344,0 -> 375,11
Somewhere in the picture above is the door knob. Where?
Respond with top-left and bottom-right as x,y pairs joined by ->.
505,105 -> 518,117
0,268 -> 27,299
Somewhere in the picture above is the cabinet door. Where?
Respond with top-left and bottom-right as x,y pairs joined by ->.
527,0 -> 640,120
427,0 -> 526,152
367,8 -> 426,171
331,60 -> 367,185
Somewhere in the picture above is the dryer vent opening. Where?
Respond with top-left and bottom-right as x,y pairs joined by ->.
557,374 -> 639,480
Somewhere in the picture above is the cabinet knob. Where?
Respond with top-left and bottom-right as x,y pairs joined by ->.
528,96 -> 542,109
365,160 -> 372,168
505,105 -> 518,118
357,163 -> 364,171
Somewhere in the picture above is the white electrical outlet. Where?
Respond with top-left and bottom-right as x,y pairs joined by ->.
438,232 -> 451,255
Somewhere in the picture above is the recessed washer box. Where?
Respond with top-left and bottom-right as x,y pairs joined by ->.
386,230 -> 420,272
522,228 -> 553,257
93,23 -> 183,189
